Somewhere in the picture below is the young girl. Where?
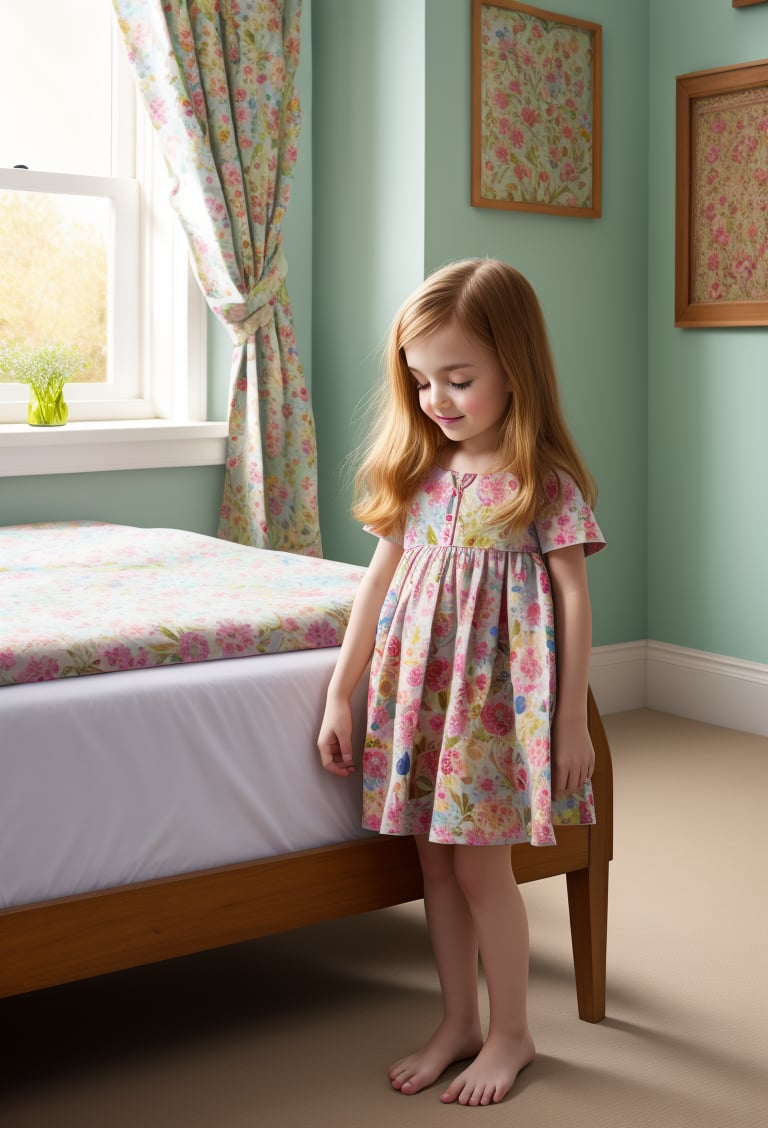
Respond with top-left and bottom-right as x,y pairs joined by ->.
317,258 -> 605,1107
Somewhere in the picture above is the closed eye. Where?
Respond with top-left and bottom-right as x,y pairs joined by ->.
449,380 -> 472,390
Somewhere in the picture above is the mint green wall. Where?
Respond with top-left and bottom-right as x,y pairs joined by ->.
648,0 -> 768,663
0,467 -> 225,535
312,0 -> 648,649
311,0 -> 426,565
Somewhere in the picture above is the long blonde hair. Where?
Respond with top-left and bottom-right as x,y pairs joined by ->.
353,258 -> 596,536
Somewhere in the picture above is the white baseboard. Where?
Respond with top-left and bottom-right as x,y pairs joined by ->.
646,641 -> 768,738
589,640 -> 768,737
589,642 -> 648,715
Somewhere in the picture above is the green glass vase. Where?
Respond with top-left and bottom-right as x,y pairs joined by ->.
27,385 -> 69,427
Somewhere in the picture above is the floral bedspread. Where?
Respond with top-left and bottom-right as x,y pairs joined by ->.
0,522 -> 365,685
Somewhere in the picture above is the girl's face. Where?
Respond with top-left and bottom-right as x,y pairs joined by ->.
404,321 -> 511,462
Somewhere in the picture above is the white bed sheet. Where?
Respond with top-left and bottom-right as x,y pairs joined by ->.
0,648 -> 370,909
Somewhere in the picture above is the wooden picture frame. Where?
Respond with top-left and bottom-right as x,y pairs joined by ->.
675,58 -> 768,327
732,2 -> 768,10
471,0 -> 602,217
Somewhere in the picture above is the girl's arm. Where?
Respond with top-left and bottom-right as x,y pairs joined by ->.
546,543 -> 595,800
317,536 -> 404,776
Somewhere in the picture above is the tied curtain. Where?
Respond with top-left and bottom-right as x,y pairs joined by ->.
112,0 -> 321,556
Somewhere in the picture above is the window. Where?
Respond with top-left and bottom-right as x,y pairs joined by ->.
0,0 -> 226,473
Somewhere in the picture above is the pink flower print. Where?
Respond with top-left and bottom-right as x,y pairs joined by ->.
425,658 -> 451,693
446,703 -> 470,738
440,749 -> 461,777
0,649 -> 15,670
433,613 -> 453,639
18,655 -> 60,682
708,251 -> 720,271
386,636 -> 401,659
407,665 -> 424,687
519,648 -> 542,680
148,94 -> 168,125
492,88 -> 510,110
364,748 -> 389,779
528,737 -> 550,767
429,714 -> 446,734
179,632 -> 210,663
514,163 -> 531,183
480,700 -> 515,736
521,105 -> 539,127
215,620 -> 255,657
104,644 -> 136,670
526,602 -> 541,627
476,476 -> 507,506
560,162 -> 578,183
535,789 -> 551,812
305,620 -> 339,648
384,795 -> 405,833
480,776 -> 495,793
712,117 -> 726,134
510,128 -> 525,149
398,709 -> 417,745
712,225 -> 730,247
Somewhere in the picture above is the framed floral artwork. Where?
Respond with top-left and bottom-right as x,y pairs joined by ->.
471,0 -> 602,217
675,58 -> 768,327
732,2 -> 768,10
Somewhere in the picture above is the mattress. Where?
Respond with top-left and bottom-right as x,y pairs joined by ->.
0,647 -> 371,909
0,522 -> 365,683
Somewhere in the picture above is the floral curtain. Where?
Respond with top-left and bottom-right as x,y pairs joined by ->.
112,0 -> 321,556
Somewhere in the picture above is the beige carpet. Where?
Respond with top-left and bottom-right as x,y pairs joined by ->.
2,710 -> 766,1127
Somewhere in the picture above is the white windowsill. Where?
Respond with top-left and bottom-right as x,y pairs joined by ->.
0,419 -> 229,477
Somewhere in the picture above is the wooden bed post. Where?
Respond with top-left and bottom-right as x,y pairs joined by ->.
564,687 -> 613,1022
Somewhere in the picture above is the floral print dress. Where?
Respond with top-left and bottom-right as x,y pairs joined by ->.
362,467 -> 605,847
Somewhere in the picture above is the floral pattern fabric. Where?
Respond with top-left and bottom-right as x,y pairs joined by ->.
479,3 -> 596,210
692,89 -> 768,303
0,522 -> 364,685
362,468 -> 605,847
112,0 -> 321,555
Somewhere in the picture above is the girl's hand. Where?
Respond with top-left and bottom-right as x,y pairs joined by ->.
317,697 -> 356,777
551,712 -> 595,800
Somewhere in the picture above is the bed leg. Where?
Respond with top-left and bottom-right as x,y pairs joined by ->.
565,855 -> 609,1022
566,687 -> 613,1022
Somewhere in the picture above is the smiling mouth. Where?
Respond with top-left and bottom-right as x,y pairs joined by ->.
435,414 -> 464,423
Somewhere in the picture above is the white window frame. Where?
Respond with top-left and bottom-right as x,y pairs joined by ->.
0,20 -> 227,476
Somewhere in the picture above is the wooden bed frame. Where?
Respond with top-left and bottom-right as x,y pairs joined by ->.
0,690 -> 612,1020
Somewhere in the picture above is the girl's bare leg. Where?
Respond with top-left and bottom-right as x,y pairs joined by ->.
389,836 -> 484,1095
440,844 -> 535,1106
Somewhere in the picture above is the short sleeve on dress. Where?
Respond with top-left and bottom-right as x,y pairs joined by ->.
533,473 -> 606,557
363,524 -> 404,547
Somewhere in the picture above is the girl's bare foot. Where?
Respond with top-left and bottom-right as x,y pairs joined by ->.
389,1018 -> 484,1095
440,1030 -> 536,1106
